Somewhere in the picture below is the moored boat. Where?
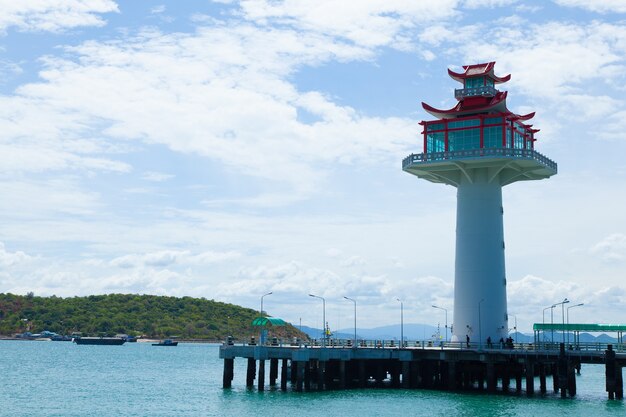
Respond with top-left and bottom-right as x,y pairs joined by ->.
73,337 -> 126,345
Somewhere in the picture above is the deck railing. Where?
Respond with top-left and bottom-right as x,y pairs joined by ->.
402,148 -> 557,172
454,86 -> 497,99
224,337 -> 625,353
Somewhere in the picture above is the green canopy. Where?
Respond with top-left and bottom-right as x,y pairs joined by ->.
533,323 -> 626,332
251,317 -> 286,327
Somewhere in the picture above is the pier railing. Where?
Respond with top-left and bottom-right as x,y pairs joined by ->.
224,337 -> 625,353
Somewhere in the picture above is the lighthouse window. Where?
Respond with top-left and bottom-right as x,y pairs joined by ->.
448,119 -> 479,129
465,77 -> 483,89
485,117 -> 502,125
483,126 -> 502,148
448,128 -> 480,151
514,130 -> 525,149
427,123 -> 444,132
426,132 -> 445,153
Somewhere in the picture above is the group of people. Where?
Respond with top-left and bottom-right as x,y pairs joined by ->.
486,336 -> 515,349
464,335 -> 516,349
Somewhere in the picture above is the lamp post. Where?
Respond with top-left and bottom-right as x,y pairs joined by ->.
512,314 -> 517,344
553,298 -> 569,345
567,303 -> 584,346
432,305 -> 448,342
542,305 -> 552,346
343,296 -> 357,347
396,298 -> 404,348
309,294 -> 326,347
260,291 -> 273,315
550,304 -> 556,344
478,299 -> 484,349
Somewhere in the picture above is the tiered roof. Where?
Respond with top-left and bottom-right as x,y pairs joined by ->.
422,62 -> 533,121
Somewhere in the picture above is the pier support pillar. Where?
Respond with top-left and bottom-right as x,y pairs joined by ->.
567,362 -> 577,397
269,358 -> 278,386
305,361 -> 312,390
359,360 -> 367,388
525,361 -> 534,396
280,359 -> 288,391
222,358 -> 234,389
246,358 -> 256,388
552,363 -> 560,394
391,362 -> 400,388
318,361 -> 326,390
539,364 -> 547,394
290,360 -> 297,384
447,361 -> 457,391
402,362 -> 411,389
604,345 -> 623,400
516,368 -> 523,393
296,361 -> 305,392
258,360 -> 265,391
502,365 -> 510,393
339,361 -> 346,389
486,363 -> 496,393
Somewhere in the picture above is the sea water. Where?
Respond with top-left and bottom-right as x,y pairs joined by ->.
0,341 -> 624,416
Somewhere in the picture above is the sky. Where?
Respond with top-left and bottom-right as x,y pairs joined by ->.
1,0 -> 626,334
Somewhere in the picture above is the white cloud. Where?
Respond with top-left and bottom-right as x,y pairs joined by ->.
0,0 -> 119,33
463,0 -> 518,8
2,22 -> 417,201
236,0 -> 460,49
0,242 -> 35,267
141,171 -> 174,182
110,249 -> 241,268
553,0 -> 626,13
590,233 -> 626,262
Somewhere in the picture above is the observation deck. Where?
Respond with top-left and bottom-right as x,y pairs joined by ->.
403,147 -> 557,187
454,85 -> 497,99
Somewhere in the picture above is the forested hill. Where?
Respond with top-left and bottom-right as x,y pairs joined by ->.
0,293 -> 304,340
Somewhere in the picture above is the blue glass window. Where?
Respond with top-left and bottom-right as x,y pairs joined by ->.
448,128 -> 480,151
426,132 -> 445,153
427,123 -> 445,132
465,77 -> 484,89
483,126 -> 502,148
448,119 -> 480,129
484,117 -> 502,125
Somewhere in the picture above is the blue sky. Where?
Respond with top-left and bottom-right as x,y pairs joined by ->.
2,0 -> 626,333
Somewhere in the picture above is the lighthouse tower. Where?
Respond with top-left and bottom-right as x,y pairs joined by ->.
403,62 -> 557,345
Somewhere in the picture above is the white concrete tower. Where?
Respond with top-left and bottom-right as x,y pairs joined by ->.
403,62 -> 557,345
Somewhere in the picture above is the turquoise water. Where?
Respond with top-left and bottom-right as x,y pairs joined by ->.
1,341 -> 624,416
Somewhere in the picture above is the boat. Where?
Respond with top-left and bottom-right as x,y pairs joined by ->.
152,339 -> 178,346
73,337 -> 126,345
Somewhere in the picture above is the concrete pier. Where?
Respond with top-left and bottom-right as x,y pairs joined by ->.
221,342 -> 625,399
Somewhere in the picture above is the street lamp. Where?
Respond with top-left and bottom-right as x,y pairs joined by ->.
567,302 -> 583,346
343,296 -> 357,347
396,298 -> 404,348
478,299 -> 485,349
550,304 -> 557,344
432,305 -> 448,342
542,305 -> 552,346
260,291 -> 273,315
553,298 -> 569,345
309,294 -> 326,347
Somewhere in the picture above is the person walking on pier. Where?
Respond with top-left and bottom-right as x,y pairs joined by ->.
466,334 -> 470,348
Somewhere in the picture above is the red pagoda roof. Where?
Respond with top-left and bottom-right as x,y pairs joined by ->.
448,62 -> 511,84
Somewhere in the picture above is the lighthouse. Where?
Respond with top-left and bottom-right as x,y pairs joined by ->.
403,62 -> 557,345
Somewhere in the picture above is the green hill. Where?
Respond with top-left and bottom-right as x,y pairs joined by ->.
0,293 -> 305,341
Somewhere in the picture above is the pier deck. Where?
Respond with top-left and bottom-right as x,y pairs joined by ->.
220,341 -> 625,398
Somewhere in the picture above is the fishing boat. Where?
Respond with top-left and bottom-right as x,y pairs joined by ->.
152,339 -> 178,346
